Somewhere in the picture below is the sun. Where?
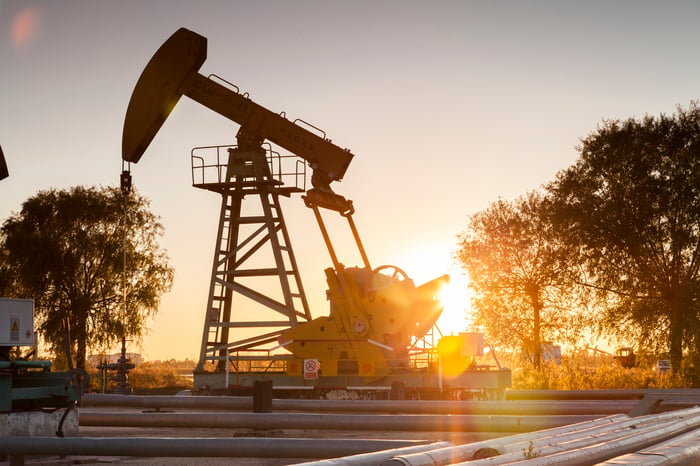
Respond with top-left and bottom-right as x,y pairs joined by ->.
397,243 -> 473,336
435,272 -> 472,335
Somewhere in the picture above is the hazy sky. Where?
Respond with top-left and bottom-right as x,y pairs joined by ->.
3,1 -> 700,360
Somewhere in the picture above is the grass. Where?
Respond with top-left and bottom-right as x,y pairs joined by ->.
508,351 -> 688,390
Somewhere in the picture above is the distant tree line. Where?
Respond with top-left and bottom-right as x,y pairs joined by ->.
457,102 -> 700,381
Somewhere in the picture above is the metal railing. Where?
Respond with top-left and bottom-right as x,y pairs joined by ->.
190,144 -> 306,192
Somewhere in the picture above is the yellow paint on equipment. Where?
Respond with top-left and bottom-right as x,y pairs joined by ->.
280,265 -> 449,380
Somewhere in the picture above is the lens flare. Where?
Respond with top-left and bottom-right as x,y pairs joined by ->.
10,6 -> 42,50
435,275 -> 471,335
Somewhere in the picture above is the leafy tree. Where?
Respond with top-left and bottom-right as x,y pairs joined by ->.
0,242 -> 13,295
549,102 -> 700,376
0,186 -> 174,369
456,191 -> 587,368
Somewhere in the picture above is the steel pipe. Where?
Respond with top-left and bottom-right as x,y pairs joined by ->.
82,393 -> 251,410
506,389 -> 700,401
79,411 -> 600,433
596,426 -> 700,465
273,399 -> 636,415
454,417 -> 686,466
293,442 -> 452,466
0,436 -> 428,458
384,407 -> 700,465
505,412 -> 700,466
80,393 -> 637,415
382,414 -> 629,465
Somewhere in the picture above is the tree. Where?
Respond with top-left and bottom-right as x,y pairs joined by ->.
456,191 -> 587,368
548,102 -> 700,376
0,186 -> 174,368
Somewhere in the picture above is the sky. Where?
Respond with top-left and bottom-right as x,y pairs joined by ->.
2,1 -> 700,361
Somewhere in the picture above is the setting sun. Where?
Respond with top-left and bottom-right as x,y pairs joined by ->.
436,272 -> 472,336
398,243 -> 473,337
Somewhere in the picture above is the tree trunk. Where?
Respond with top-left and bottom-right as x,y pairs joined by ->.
74,308 -> 88,370
533,300 -> 542,369
76,337 -> 86,369
525,282 -> 543,369
668,305 -> 684,376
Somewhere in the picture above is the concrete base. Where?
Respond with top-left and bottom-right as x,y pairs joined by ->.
0,408 -> 78,437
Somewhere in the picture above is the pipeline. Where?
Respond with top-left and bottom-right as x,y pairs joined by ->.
453,416 -> 688,465
381,414 -> 629,465
79,411 -> 600,433
383,406 -> 700,465
276,399 -> 633,416
81,393 -> 250,410
80,393 -> 638,416
0,436 -> 429,459
293,442 -> 452,466
502,412 -> 700,466
506,388 -> 700,401
596,426 -> 700,465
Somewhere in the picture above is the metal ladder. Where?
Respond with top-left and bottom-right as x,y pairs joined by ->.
194,147 -> 310,372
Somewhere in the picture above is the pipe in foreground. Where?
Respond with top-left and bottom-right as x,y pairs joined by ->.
465,408 -> 700,466
382,414 -> 629,465
452,417 -> 685,466
80,394 -> 638,415
79,411 -> 600,433
489,407 -> 700,461
384,406 -> 700,465
294,442 -> 452,466
596,426 -> 700,465
0,437 -> 427,459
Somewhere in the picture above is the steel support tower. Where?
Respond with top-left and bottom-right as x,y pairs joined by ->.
192,145 -> 310,374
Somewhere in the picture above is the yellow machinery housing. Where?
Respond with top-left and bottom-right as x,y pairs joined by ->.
281,265 -> 448,378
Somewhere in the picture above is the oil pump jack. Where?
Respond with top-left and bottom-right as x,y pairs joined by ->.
122,28 -> 510,398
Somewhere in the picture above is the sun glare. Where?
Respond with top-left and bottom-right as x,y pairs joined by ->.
436,272 -> 472,336
399,244 -> 473,337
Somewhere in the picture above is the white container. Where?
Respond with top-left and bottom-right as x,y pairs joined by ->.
459,332 -> 484,357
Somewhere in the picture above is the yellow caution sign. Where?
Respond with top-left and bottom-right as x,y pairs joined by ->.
10,317 -> 19,341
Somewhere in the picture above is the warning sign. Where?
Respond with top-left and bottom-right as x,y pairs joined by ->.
303,359 -> 319,380
10,317 -> 19,342
1,298 -> 34,346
